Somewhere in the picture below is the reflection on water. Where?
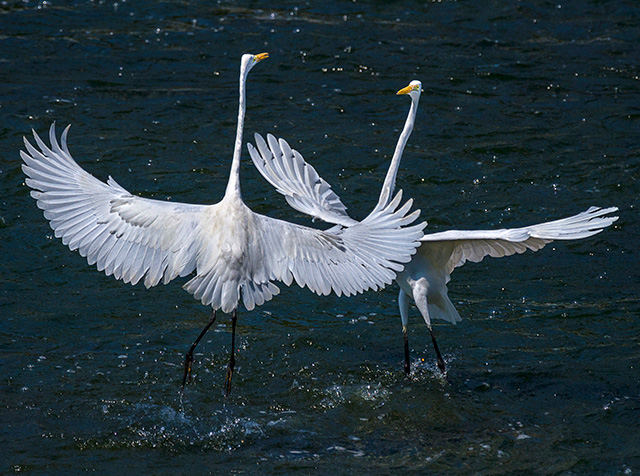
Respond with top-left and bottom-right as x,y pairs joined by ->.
1,0 -> 638,473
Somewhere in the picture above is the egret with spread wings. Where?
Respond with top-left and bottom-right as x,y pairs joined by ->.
20,55 -> 426,395
248,80 -> 618,376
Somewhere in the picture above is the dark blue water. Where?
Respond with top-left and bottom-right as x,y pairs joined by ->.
1,0 -> 638,473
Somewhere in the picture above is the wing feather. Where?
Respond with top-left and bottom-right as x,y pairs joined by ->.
419,206 -> 619,274
22,124 -> 208,290
258,192 -> 424,296
248,133 -> 357,227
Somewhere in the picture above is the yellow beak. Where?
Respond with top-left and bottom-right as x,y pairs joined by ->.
396,84 -> 414,95
254,52 -> 269,62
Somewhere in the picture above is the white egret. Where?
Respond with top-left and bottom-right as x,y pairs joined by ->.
20,54 -> 426,395
248,80 -> 619,375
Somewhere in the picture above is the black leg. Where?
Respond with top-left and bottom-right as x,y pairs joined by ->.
224,310 -> 237,398
403,327 -> 411,376
429,326 -> 446,374
182,311 -> 217,388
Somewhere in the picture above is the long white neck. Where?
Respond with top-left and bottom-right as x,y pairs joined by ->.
377,93 -> 420,208
224,65 -> 249,199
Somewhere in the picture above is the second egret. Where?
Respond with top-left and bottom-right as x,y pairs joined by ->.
248,80 -> 619,375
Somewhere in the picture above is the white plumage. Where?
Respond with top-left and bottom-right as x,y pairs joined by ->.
401,205 -> 618,329
20,54 -> 425,391
248,79 -> 619,374
22,124 -> 423,311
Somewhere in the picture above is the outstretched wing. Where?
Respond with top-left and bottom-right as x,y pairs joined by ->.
248,133 -> 357,226
21,124 -> 209,290
419,206 -> 619,275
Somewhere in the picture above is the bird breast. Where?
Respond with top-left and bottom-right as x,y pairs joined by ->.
200,198 -> 256,274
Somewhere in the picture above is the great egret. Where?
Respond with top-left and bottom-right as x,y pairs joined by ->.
20,54 -> 426,395
248,80 -> 619,375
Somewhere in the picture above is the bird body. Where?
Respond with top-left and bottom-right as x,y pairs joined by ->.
397,248 -> 460,329
184,197 -> 276,313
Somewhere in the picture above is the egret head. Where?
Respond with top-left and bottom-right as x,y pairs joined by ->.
397,80 -> 422,98
242,52 -> 269,73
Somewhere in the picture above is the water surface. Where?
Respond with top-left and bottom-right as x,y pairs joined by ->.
1,0 -> 638,473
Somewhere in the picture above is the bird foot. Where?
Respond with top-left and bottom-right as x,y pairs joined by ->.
404,362 -> 411,377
